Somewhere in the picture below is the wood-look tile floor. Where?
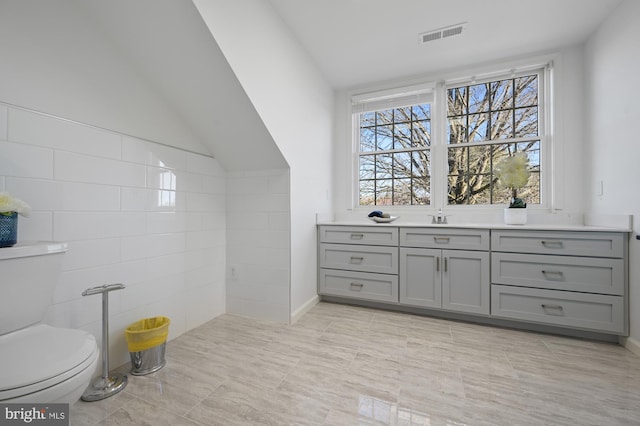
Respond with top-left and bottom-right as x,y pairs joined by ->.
70,302 -> 640,425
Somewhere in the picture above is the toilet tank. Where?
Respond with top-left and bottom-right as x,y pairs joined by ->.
0,242 -> 68,336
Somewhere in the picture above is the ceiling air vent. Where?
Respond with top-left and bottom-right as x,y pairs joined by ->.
420,22 -> 467,44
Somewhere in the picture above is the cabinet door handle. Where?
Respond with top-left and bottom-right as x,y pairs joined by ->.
350,256 -> 364,264
434,236 -> 450,244
542,270 -> 565,280
350,233 -> 364,240
444,257 -> 448,272
436,257 -> 440,272
350,282 -> 364,290
541,240 -> 564,249
541,303 -> 564,312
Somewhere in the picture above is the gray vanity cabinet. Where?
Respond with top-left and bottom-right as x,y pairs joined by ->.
399,229 -> 490,315
318,224 -> 628,337
318,226 -> 399,303
490,230 -> 627,334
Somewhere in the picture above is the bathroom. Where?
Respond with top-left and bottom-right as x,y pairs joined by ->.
1,0 -> 639,422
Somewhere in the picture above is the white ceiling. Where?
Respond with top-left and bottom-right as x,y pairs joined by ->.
270,0 -> 624,89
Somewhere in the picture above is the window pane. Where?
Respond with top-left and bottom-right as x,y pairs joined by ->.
468,173 -> 492,204
412,104 -> 430,120
393,152 -> 412,179
393,178 -> 412,204
375,179 -> 393,205
377,109 -> 393,124
394,122 -> 412,149
359,180 -> 375,206
448,117 -> 466,144
360,111 -> 376,127
360,127 -> 376,152
468,145 -> 492,176
394,107 -> 412,123
517,141 -> 540,169
412,150 -> 431,178
515,107 -> 538,137
491,110 -> 514,139
490,79 -> 513,111
375,154 -> 393,178
448,146 -> 467,175
447,87 -> 467,116
412,176 -> 430,205
468,113 -> 489,141
448,174 -> 467,205
359,155 -> 375,179
412,120 -> 430,147
468,83 -> 489,113
376,125 -> 393,150
515,75 -> 538,107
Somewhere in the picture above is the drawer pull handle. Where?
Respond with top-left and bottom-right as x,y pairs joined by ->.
541,303 -> 564,312
350,282 -> 364,290
434,236 -> 450,243
350,233 -> 364,240
542,270 -> 565,280
541,240 -> 564,248
350,256 -> 364,264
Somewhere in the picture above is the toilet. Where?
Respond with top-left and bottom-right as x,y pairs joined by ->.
0,242 -> 99,404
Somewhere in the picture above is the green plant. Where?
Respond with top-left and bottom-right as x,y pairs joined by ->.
495,153 -> 530,208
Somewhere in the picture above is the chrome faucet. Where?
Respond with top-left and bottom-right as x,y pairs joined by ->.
432,208 -> 447,224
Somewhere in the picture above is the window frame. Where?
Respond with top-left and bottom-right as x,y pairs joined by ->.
350,63 -> 552,212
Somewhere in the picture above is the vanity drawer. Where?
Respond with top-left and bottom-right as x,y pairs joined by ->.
491,230 -> 624,258
320,243 -> 398,274
400,228 -> 490,250
491,253 -> 624,295
491,285 -> 624,333
319,226 -> 398,246
319,269 -> 398,303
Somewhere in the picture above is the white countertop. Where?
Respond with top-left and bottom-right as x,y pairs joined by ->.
316,220 -> 631,232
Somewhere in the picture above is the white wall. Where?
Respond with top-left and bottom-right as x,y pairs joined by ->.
0,0 -> 209,156
193,0 -> 334,320
0,104 -> 226,367
584,0 -> 640,342
226,170 -> 290,322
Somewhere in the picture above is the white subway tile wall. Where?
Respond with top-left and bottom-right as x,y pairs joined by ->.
0,104 -> 227,367
226,169 -> 291,323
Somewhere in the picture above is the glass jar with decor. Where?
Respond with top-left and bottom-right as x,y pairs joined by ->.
0,192 -> 31,247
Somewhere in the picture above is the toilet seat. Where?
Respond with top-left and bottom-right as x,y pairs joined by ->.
0,324 -> 99,401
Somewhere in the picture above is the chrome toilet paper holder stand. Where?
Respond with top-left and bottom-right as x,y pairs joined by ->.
80,283 -> 127,402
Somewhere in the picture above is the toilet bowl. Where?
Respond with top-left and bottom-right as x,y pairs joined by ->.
0,242 -> 99,404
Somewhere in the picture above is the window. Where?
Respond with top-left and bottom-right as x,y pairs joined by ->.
353,67 -> 545,208
447,74 -> 541,205
358,104 -> 431,205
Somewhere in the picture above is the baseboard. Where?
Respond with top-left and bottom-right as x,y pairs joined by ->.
620,336 -> 640,358
290,295 -> 320,324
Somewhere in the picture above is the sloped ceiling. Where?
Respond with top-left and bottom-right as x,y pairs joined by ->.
270,0 -> 624,89
74,0 -> 288,172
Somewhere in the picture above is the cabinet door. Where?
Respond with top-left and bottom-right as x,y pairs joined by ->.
442,250 -> 490,315
399,247 -> 441,308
